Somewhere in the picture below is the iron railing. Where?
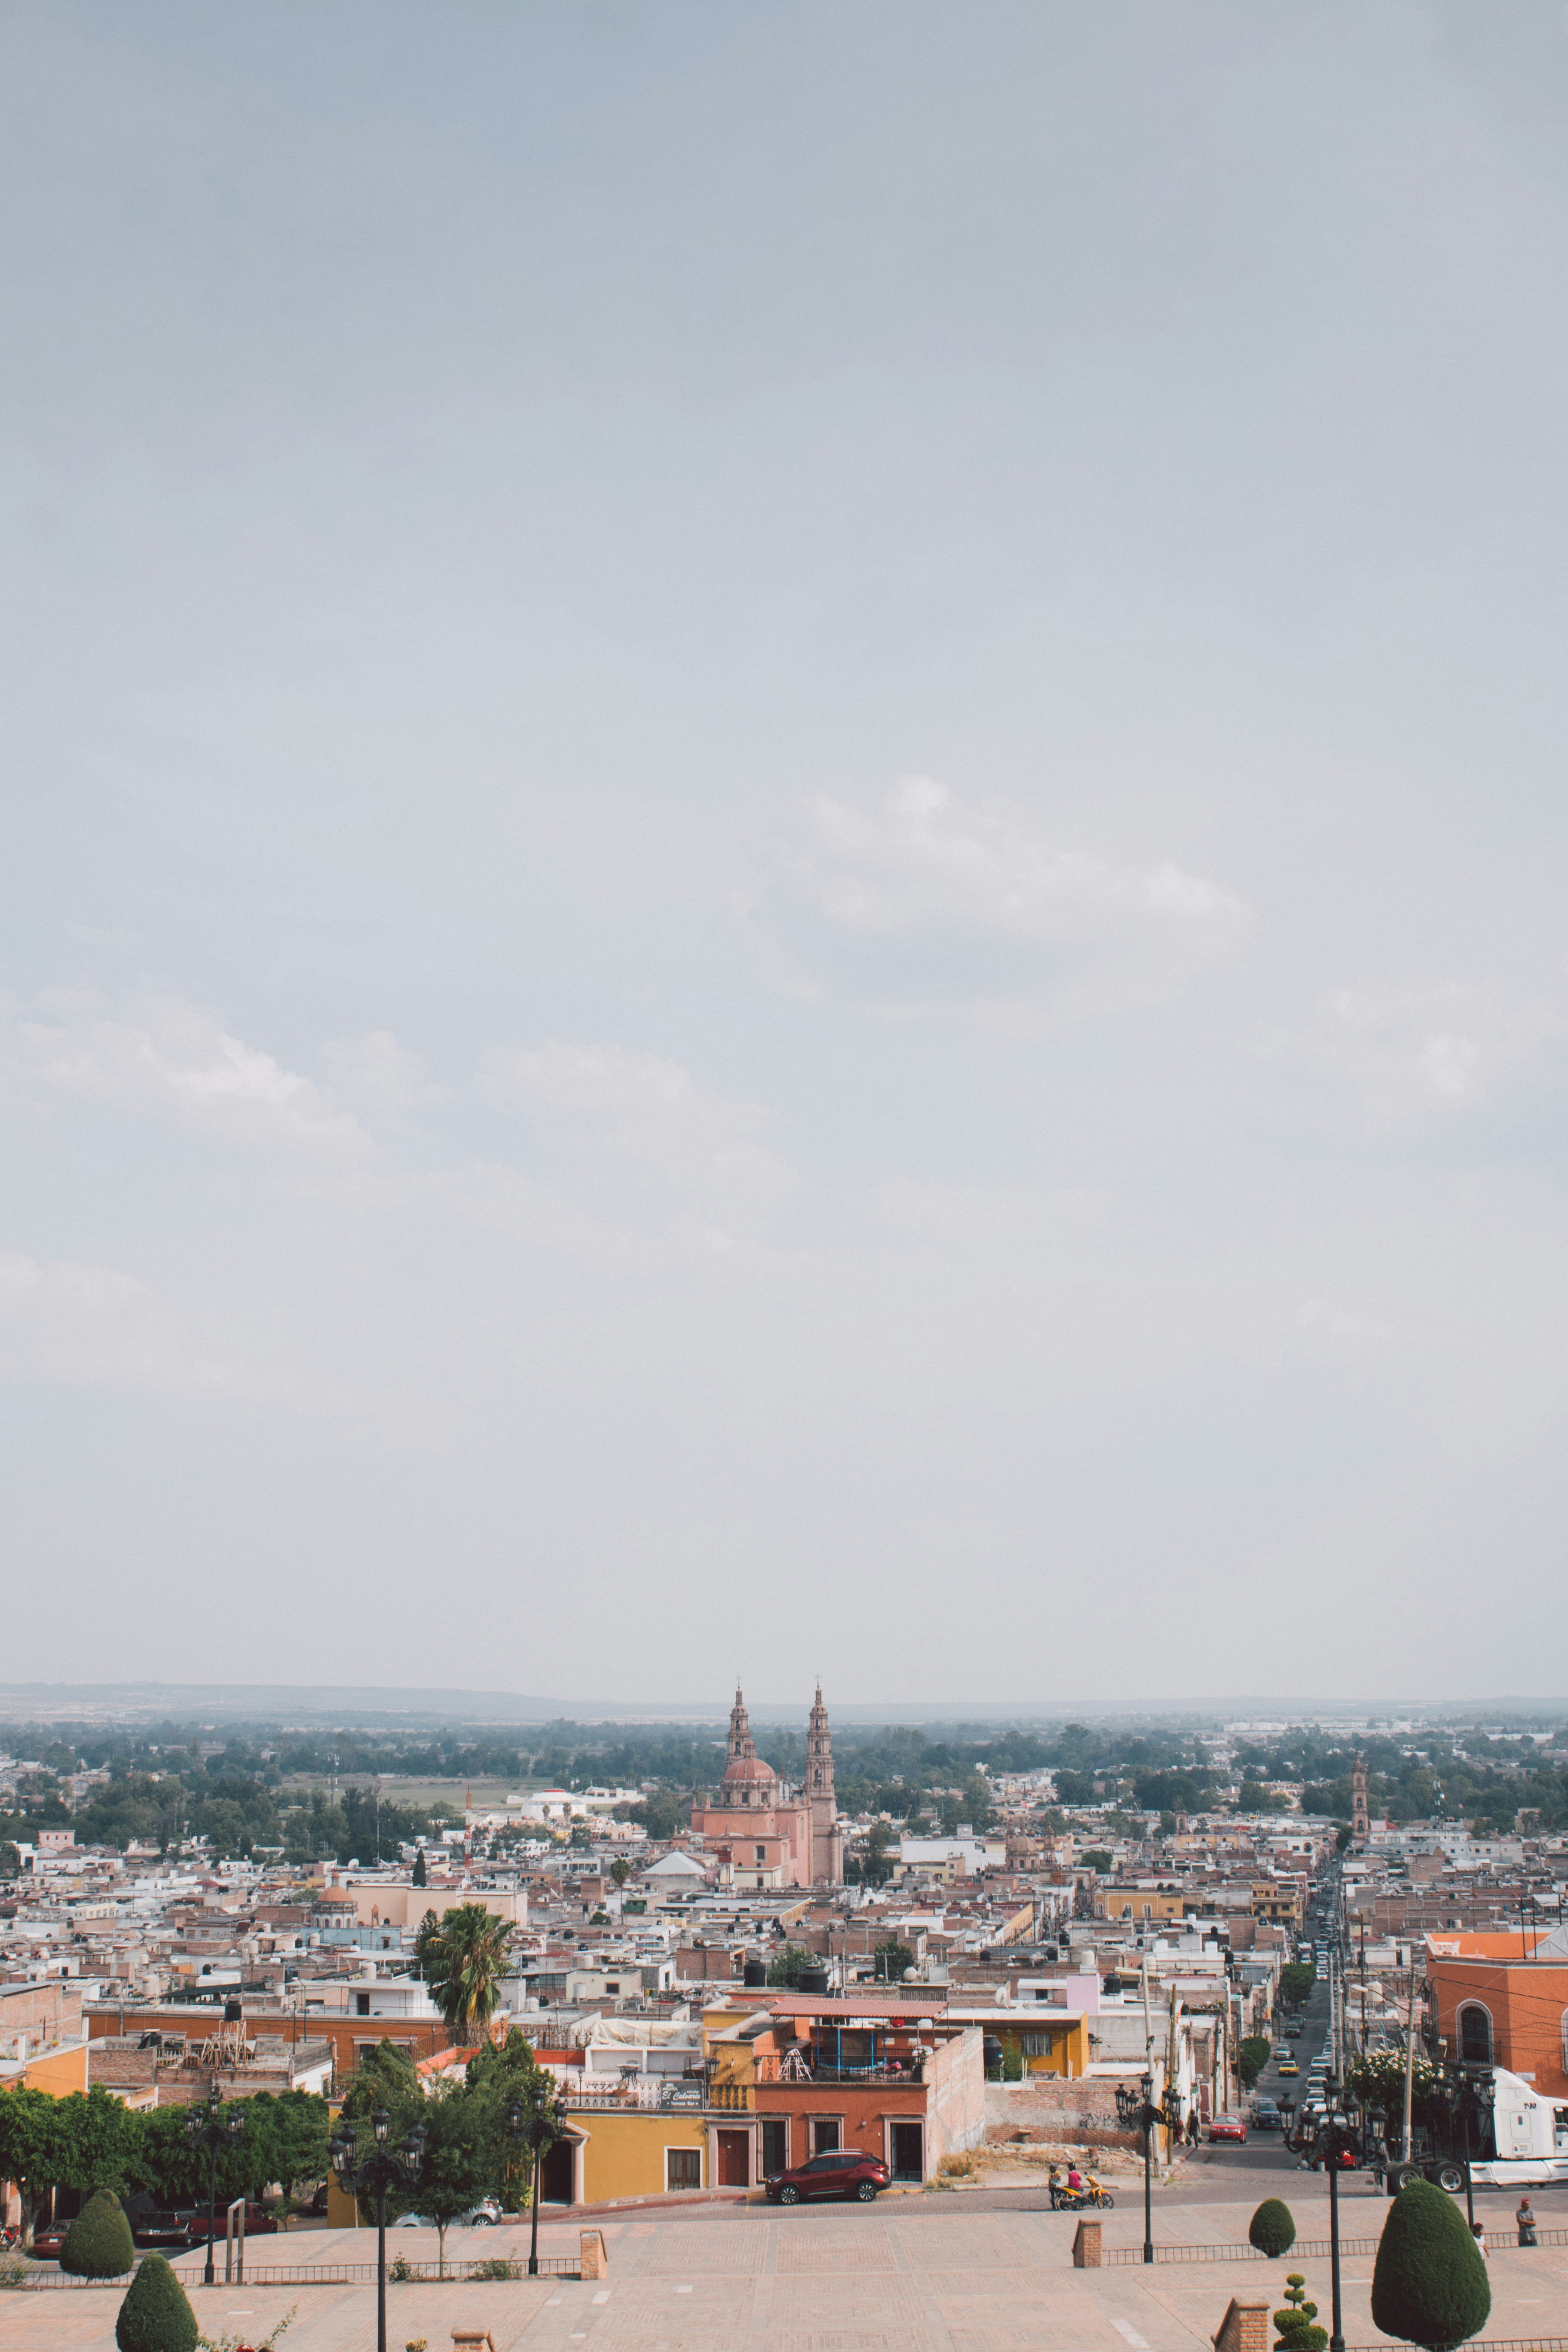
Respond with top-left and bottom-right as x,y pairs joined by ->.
8,2255 -> 584,2290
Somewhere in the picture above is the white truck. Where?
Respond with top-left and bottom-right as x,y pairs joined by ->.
1466,2066 -> 1568,2189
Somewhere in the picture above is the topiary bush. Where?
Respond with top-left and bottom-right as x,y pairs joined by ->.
60,2189 -> 136,2278
1250,2199 -> 1297,2257
1274,2273 -> 1326,2350
1371,2176 -> 1491,2350
115,2252 -> 199,2352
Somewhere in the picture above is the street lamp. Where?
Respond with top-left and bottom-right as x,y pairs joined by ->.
186,2081 -> 247,2286
1320,2074 -> 1351,2352
508,2088 -> 570,2278
328,2104 -> 428,2352
1115,2074 -> 1178,2266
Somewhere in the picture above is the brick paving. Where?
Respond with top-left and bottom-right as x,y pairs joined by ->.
3,2199 -> 1566,2351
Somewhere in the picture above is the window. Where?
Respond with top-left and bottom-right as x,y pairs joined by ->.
1142,1905 -> 1152,1920
666,2149 -> 701,2191
1459,2006 -> 1493,2064
1021,2034 -> 1054,2058
755,1846 -> 767,1863
812,2117 -> 841,2155
760,2118 -> 789,2177
355,1992 -> 370,2016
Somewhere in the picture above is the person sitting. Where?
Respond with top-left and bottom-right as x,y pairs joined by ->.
1066,2164 -> 1084,2195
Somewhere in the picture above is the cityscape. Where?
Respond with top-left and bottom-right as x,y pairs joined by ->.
2,1687 -> 1567,2346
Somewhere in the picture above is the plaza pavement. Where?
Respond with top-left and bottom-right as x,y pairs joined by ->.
3,2196 -> 1568,2352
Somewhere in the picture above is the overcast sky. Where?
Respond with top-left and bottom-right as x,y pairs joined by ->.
3,2 -> 1567,1708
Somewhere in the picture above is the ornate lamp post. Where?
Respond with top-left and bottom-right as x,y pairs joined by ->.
1115,2073 -> 1179,2266
186,2081 -> 247,2285
328,2104 -> 427,2352
1319,2074 -> 1353,2352
509,2088 -> 570,2277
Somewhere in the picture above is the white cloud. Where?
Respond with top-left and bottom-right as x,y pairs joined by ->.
1269,983 -> 1560,1118
479,1041 -> 795,1239
772,775 -> 1252,1026
323,1029 -> 444,1112
3,992 -> 374,1162
0,1253 -> 226,1389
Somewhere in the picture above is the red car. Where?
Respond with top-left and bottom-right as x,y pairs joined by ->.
1207,2115 -> 1248,2145
28,2226 -> 68,2258
766,2148 -> 891,2204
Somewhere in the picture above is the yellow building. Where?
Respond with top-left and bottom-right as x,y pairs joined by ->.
1092,1886 -> 1186,1925
944,2008 -> 1092,2079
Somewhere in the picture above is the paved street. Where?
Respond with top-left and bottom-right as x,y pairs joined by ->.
4,2194 -> 1567,2352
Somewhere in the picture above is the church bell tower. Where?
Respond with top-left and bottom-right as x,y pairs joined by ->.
806,1684 -> 844,1884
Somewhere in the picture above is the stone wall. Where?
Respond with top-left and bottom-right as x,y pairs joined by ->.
983,2076 -> 1140,2151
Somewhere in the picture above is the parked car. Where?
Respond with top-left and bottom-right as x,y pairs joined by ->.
766,2149 -> 891,2204
132,2216 -> 200,2252
392,2200 -> 502,2229
28,2225 -> 69,2258
1207,2115 -> 1248,2145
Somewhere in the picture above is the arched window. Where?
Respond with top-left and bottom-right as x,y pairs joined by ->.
1458,2004 -> 1493,2064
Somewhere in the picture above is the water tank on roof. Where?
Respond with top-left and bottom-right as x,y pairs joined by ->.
797,1966 -> 829,1994
743,1958 -> 767,1988
224,1998 -> 243,2023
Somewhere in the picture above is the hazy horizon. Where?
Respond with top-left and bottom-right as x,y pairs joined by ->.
5,5 -> 1568,1701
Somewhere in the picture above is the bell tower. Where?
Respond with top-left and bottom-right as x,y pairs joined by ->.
806,1684 -> 844,1884
1351,1753 -> 1369,1844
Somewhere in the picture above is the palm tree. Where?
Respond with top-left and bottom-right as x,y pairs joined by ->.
423,1904 -> 514,2048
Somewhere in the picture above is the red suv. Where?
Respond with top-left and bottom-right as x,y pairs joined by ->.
766,2148 -> 890,2204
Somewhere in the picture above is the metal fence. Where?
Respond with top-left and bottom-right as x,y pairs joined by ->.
9,2255 -> 583,2290
1100,2226 -> 1568,2267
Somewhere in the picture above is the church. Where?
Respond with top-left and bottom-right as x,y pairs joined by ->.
688,1685 -> 845,1887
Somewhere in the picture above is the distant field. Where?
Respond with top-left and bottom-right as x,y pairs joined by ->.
279,1776 -> 533,1808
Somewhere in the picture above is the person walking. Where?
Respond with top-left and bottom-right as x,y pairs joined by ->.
1517,2197 -> 1538,2248
1470,2221 -> 1488,2261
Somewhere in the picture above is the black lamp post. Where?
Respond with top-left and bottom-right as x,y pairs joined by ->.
509,2089 -> 570,2277
185,2081 -> 247,2286
1320,2074 -> 1350,2352
328,2104 -> 428,2352
1115,2074 -> 1176,2266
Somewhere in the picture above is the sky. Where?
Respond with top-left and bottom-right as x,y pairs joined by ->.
3,2 -> 1568,1706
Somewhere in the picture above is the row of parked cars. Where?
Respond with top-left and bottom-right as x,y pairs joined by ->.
29,2202 -> 288,2259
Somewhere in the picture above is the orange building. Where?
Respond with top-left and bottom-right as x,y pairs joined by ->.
1426,1929 -> 1568,2099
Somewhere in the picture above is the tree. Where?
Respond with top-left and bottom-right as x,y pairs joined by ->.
0,1842 -> 19,1877
466,2027 -> 547,2212
1238,2037 -> 1273,2092
1371,2177 -> 1491,2350
413,1846 -> 427,1887
413,2076 -> 504,2276
872,1939 -> 915,1983
116,2253 -> 199,2352
766,1943 -> 812,1988
1274,2273 -> 1326,2349
1277,1963 -> 1316,2010
609,1859 -> 631,1888
0,2085 -> 65,2243
60,2187 -> 136,2278
421,1903 -> 514,2049
1250,2199 -> 1296,2257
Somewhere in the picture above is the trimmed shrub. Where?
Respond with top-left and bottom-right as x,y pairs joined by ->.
1371,2176 -> 1491,2350
60,2189 -> 136,2278
1274,2273 -> 1326,2350
115,2252 -> 199,2352
1250,2199 -> 1297,2257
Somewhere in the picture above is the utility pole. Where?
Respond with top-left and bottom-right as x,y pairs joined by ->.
1400,1956 -> 1418,2167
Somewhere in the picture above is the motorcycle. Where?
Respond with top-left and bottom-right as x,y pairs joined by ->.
1048,2178 -> 1115,2210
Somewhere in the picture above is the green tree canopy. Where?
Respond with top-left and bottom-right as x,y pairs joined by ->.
766,1943 -> 813,1988
60,2187 -> 136,2278
116,2254 -> 199,2352
421,1904 -> 514,2048
1277,1963 -> 1317,2009
1372,2177 -> 1490,2349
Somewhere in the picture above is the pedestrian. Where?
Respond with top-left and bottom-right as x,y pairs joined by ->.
1470,2221 -> 1488,2261
1517,2197 -> 1538,2248
1187,2110 -> 1200,2148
